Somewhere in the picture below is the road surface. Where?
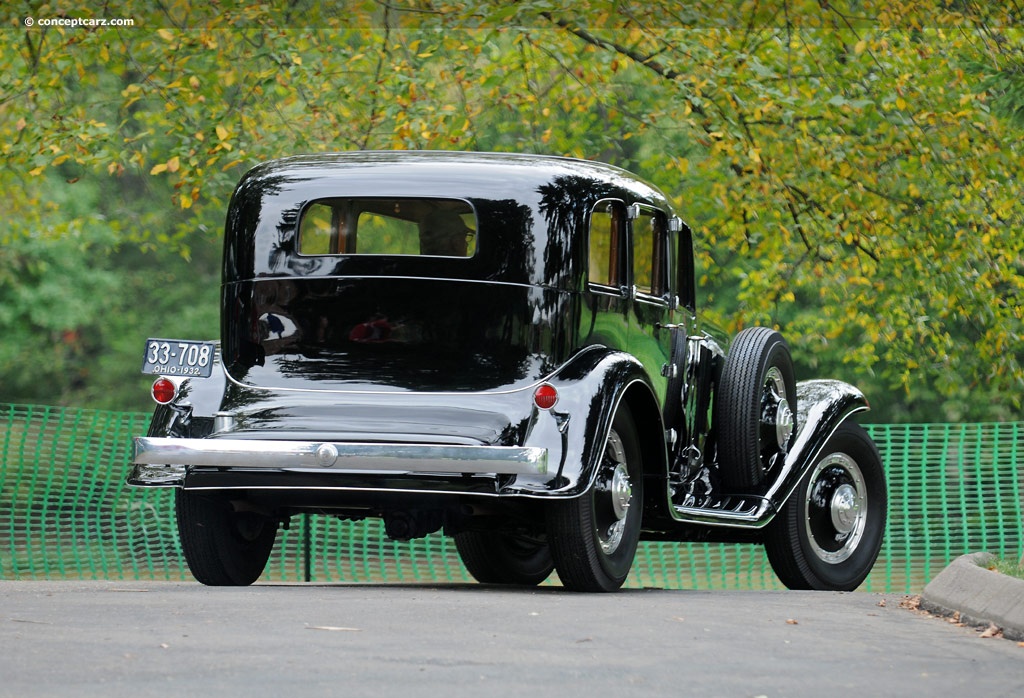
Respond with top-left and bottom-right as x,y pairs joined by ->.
2,581 -> 1022,697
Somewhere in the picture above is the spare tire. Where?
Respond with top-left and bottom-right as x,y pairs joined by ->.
714,327 -> 797,492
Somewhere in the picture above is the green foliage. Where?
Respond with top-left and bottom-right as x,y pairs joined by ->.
991,557 -> 1024,581
1,0 -> 1022,421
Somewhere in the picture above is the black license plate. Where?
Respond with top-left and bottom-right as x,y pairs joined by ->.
141,338 -> 216,378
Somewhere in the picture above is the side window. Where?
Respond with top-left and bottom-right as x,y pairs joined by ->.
632,207 -> 667,298
298,203 -> 336,255
588,200 -> 625,288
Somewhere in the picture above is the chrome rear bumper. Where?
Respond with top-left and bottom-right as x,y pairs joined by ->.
130,436 -> 548,486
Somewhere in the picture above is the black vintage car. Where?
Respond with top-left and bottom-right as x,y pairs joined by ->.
130,151 -> 886,592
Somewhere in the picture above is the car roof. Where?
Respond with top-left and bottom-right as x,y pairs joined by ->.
224,151 -> 675,285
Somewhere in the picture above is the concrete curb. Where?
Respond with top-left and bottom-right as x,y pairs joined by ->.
920,552 -> 1024,641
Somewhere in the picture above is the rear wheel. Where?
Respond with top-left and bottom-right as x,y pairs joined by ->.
176,490 -> 278,586
547,405 -> 643,592
764,422 -> 886,591
455,530 -> 554,586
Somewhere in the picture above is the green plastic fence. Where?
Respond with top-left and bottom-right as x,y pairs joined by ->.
1,403 -> 1021,591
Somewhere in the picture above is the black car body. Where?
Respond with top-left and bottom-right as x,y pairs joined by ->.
130,151 -> 886,591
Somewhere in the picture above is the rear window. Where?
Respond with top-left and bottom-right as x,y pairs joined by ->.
298,198 -> 477,258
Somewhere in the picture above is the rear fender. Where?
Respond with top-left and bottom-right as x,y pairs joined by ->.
518,346 -> 666,498
146,348 -> 227,439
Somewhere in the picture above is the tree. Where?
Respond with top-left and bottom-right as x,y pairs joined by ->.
1,0 -> 1021,421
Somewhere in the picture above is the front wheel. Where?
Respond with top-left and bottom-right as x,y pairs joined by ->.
176,490 -> 278,586
764,422 -> 886,591
547,405 -> 644,592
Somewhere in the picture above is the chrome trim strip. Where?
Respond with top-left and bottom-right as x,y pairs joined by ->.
132,437 -> 548,476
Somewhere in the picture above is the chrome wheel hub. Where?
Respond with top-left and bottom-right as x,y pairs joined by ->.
596,431 -> 632,555
609,464 -> 632,520
774,398 -> 794,448
760,367 -> 794,473
830,483 -> 860,534
805,452 -> 867,564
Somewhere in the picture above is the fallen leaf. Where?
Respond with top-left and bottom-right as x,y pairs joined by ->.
877,599 -> 887,608
899,596 -> 921,611
979,624 -> 1003,639
786,619 -> 799,625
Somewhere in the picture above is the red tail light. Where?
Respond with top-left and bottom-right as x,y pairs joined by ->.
533,383 -> 558,410
151,377 -> 177,405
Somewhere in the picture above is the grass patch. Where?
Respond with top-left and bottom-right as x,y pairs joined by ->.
990,557 -> 1024,580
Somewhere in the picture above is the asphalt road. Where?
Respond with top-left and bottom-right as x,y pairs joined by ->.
2,581 -> 1022,698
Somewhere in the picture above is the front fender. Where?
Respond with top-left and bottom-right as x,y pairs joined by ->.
668,378 -> 870,529
764,379 -> 870,520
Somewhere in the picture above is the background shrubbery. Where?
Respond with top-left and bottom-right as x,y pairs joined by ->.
2,1 -> 1022,421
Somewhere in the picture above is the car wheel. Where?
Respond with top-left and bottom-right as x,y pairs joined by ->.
454,530 -> 554,586
764,422 -> 887,591
715,326 -> 797,492
175,490 -> 278,586
547,404 -> 643,592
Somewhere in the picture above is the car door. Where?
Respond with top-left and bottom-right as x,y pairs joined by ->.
582,199 -> 631,351
625,203 -> 675,409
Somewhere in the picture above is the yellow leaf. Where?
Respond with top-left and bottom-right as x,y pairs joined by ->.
157,29 -> 175,42
292,55 -> 302,65
167,156 -> 180,173
216,125 -> 229,141
150,163 -> 168,175
854,39 -> 867,54
180,192 -> 192,209
16,118 -> 26,131
29,166 -> 45,176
